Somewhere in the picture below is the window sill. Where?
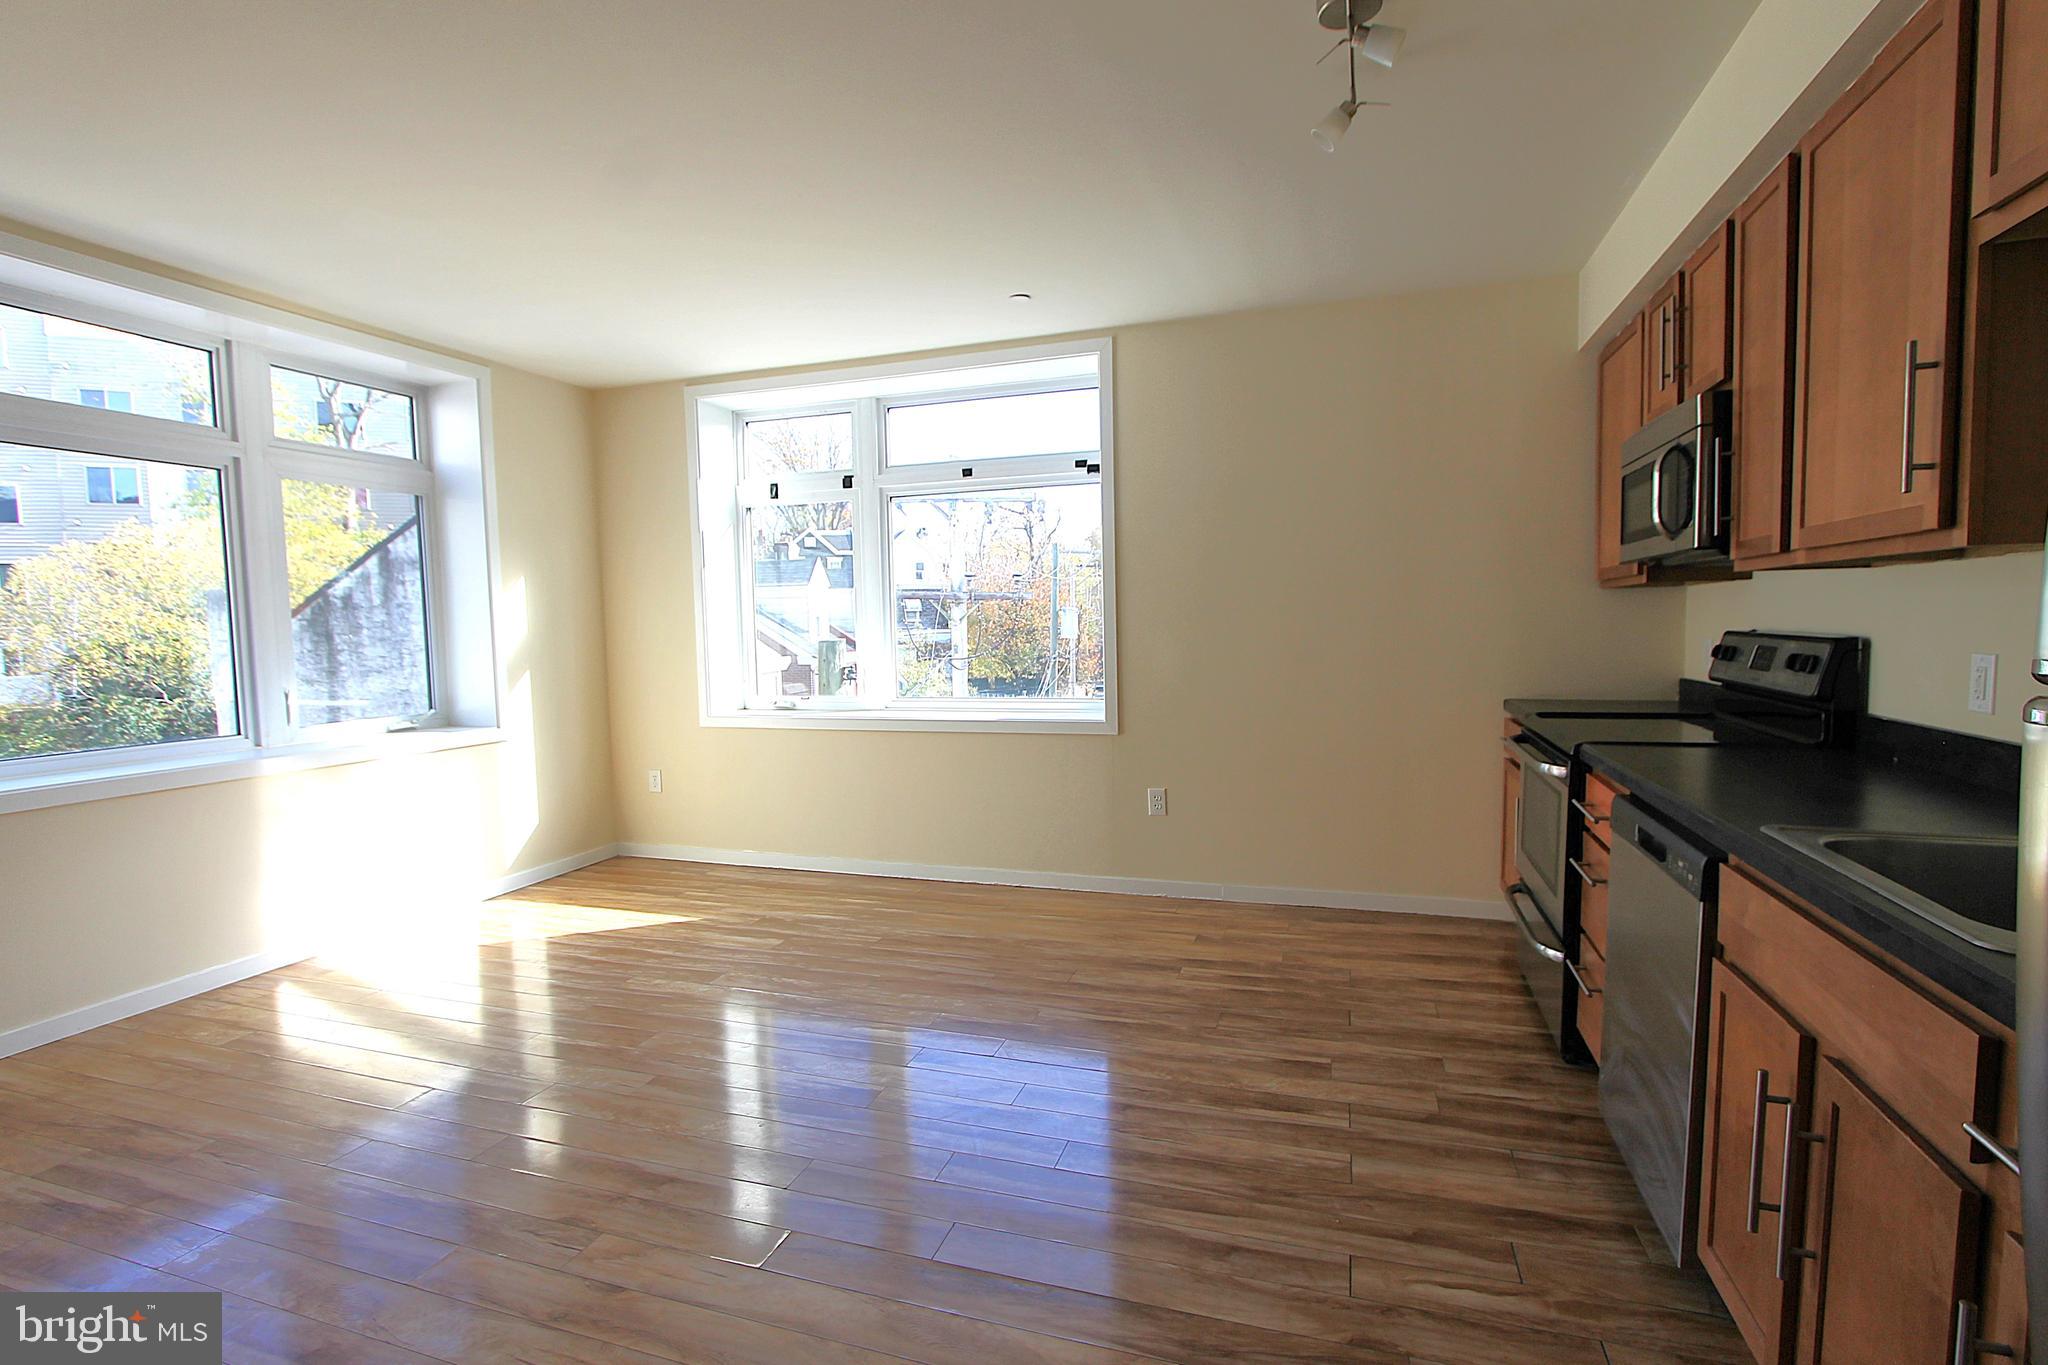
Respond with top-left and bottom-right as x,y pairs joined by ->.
700,706 -> 1114,736
0,726 -> 505,817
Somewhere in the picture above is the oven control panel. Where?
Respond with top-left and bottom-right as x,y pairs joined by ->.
1706,631 -> 1865,701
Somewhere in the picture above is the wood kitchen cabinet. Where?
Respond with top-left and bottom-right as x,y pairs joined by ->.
1730,157 -> 1800,564
1699,960 -> 1813,1364
1682,222 -> 1734,395
1797,1058 -> 1982,1364
1643,273 -> 1685,420
1789,0 -> 1972,552
1978,1231 -> 2031,1362
1703,862 -> 2022,1365
1595,315 -> 1650,587
1975,0 -> 2048,214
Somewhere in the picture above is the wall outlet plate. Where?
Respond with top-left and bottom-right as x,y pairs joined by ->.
1970,654 -> 1997,715
648,769 -> 664,793
1146,787 -> 1167,817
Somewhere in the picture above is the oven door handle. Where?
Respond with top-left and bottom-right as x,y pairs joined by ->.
1505,886 -> 1566,965
1509,734 -> 1569,780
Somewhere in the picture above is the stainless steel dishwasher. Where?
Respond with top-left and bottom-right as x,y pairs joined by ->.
1600,796 -> 1720,1268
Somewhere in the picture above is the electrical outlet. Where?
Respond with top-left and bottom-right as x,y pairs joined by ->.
1146,787 -> 1168,817
1970,655 -> 1997,715
647,769 -> 664,794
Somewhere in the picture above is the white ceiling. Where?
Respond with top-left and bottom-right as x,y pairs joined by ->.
0,0 -> 1761,387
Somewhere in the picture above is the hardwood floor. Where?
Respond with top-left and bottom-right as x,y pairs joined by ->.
0,858 -> 1748,1363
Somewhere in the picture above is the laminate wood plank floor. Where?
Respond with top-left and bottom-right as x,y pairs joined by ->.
0,858 -> 1747,1363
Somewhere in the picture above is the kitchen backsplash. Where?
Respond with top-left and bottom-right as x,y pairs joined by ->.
1682,550 -> 2044,743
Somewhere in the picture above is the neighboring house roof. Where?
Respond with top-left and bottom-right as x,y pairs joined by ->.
754,556 -> 853,589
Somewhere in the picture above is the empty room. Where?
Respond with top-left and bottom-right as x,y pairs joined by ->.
0,1 -> 2044,1361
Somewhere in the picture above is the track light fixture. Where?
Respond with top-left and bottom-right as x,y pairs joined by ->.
1312,0 -> 1402,151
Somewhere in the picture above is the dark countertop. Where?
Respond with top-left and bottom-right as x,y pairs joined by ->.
1577,740 -> 2018,1025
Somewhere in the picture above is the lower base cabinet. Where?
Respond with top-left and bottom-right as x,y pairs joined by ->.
1699,961 -> 1812,1364
1798,1058 -> 1983,1363
1700,864 -> 2024,1364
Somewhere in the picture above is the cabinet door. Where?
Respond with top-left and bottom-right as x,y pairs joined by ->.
1501,754 -> 1520,894
1644,274 -> 1685,419
1975,0 -> 2048,213
1732,156 -> 1801,562
1683,223 -> 1734,394
1596,315 -> 1650,586
1798,1057 -> 1982,1365
1971,1231 -> 2031,1364
1700,961 -> 1814,1365
1790,0 -> 1970,551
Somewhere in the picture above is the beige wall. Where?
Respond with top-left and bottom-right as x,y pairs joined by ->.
1578,0 -> 1913,344
1685,553 -> 2044,740
595,277 -> 1683,907
0,364 -> 619,1038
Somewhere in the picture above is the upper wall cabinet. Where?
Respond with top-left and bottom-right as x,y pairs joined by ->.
1790,0 -> 1971,552
1643,274 -> 1685,421
1731,157 -> 1800,564
1682,222 -> 1734,396
1589,0 -> 2048,586
1596,315 -> 1651,587
1975,0 -> 2048,213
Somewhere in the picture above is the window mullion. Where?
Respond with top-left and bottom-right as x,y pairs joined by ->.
227,342 -> 295,747
852,397 -> 891,706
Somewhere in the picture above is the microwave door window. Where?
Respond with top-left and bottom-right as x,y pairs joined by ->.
1622,462 -> 1659,547
1657,446 -> 1697,535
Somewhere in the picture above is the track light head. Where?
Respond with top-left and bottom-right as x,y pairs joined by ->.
1357,23 -> 1405,67
1311,100 -> 1358,153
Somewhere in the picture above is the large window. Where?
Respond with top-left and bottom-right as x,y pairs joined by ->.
0,263 -> 494,792
688,340 -> 1115,731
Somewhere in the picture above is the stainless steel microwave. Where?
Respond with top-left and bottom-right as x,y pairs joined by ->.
1619,390 -> 1731,565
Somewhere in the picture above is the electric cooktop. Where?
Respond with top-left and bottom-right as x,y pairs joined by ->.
1513,631 -> 1869,758
1521,713 -> 1766,755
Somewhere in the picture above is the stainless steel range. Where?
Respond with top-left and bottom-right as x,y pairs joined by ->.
1505,630 -> 1868,1268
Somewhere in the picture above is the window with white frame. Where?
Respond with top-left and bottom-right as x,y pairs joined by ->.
0,254 -> 496,786
688,340 -> 1115,731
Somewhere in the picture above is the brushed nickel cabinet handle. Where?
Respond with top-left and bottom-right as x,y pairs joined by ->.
1745,1069 -> 1793,1234
1962,1121 -> 2021,1177
1565,957 -> 1600,999
1571,798 -> 1610,826
1776,1119 -> 1826,1281
1952,1300 -> 2017,1364
1568,857 -> 1607,887
1900,339 -> 1942,495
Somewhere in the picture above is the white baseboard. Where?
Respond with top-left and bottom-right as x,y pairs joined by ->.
614,841 -> 1506,922
0,943 -> 313,1060
482,843 -> 621,899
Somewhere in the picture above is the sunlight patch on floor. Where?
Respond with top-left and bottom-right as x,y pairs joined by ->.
315,895 -> 695,989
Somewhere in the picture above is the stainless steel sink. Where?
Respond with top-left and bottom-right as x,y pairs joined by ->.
1762,828 -> 2018,954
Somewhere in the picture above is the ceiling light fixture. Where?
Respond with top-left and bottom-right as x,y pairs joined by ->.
1311,0 -> 1402,152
